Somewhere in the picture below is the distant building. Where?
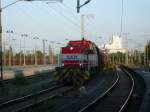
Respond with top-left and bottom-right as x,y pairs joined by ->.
104,35 -> 126,53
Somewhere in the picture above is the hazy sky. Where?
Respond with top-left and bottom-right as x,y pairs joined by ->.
2,0 -> 150,52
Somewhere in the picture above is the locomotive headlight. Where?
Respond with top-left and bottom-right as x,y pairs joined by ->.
79,63 -> 82,66
70,47 -> 73,50
62,63 -> 64,66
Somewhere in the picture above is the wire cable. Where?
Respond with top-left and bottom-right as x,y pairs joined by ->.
58,3 -> 80,21
31,2 -> 80,33
45,3 -> 80,29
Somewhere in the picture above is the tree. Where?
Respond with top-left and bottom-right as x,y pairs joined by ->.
145,40 -> 150,65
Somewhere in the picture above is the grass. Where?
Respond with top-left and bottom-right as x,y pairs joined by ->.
12,73 -> 29,86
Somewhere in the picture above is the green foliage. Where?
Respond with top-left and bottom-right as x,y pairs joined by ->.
12,74 -> 29,86
53,71 -> 59,80
110,52 -> 126,65
145,41 -> 150,65
84,71 -> 90,80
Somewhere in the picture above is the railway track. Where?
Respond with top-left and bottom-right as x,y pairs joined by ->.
0,83 -> 73,112
0,80 -> 58,104
48,68 -> 118,112
79,66 -> 135,112
0,71 -> 55,103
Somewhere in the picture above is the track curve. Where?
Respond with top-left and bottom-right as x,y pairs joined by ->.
79,67 -> 135,112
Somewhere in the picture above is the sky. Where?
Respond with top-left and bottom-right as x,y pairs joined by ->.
2,0 -> 150,53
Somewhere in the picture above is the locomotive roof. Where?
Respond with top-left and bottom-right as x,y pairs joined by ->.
67,39 -> 95,48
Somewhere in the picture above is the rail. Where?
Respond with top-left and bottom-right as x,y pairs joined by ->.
79,68 -> 120,112
79,66 -> 135,112
118,67 -> 135,112
0,84 -> 64,108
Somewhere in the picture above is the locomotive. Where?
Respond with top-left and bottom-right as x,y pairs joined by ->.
60,38 -> 106,72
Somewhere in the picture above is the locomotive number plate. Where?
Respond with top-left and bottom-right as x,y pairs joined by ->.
67,55 -> 78,60
62,54 -> 81,60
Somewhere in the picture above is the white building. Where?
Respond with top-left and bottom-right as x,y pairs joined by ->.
104,35 -> 126,53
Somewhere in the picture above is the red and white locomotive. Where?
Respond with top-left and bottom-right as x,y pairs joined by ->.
60,38 -> 105,72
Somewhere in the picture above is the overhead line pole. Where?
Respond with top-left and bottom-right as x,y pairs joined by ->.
6,30 -> 13,68
33,37 -> 39,65
3,40 -> 5,66
80,14 -> 94,39
43,39 -> 47,65
21,34 -> 28,66
11,39 -> 16,66
81,14 -> 85,39
0,0 -> 3,85
19,39 -> 22,65
77,0 -> 80,13
77,0 -> 92,13
120,0 -> 124,36
123,33 -> 129,65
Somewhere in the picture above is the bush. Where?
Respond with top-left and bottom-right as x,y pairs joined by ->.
13,74 -> 29,86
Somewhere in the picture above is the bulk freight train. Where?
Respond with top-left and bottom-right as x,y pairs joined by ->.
61,38 -> 106,71
54,38 -> 106,85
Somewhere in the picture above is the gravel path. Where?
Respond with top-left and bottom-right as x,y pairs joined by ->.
3,65 -> 55,80
135,70 -> 150,112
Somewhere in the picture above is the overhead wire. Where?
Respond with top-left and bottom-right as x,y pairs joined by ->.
56,2 -> 98,38
29,1 -> 73,41
58,2 -> 98,38
30,1 -> 80,35
58,3 -> 96,39
58,3 -> 80,21
56,2 -> 97,39
61,2 -> 76,13
62,2 -> 98,38
47,2 -> 82,40
84,15 -> 97,37
4,1 -> 49,40
16,3 -> 47,31
45,2 -> 80,30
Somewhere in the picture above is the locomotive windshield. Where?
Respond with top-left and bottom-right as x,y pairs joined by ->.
67,43 -> 81,47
